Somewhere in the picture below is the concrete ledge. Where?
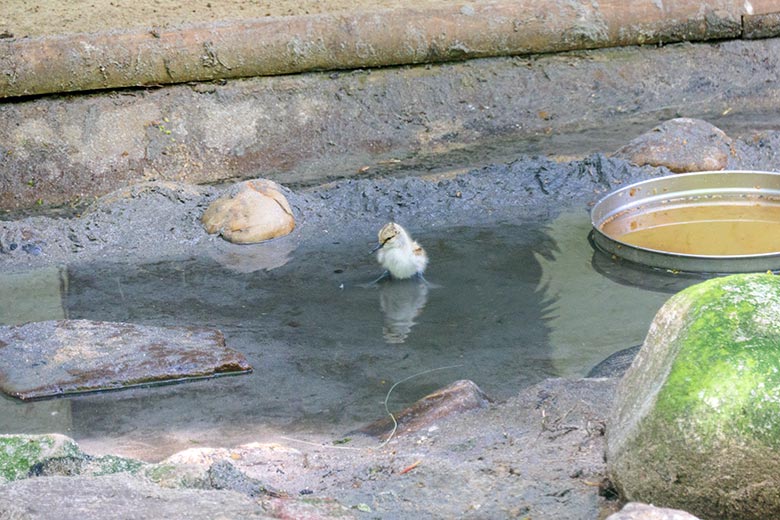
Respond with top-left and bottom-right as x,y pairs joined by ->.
2,0 -> 780,98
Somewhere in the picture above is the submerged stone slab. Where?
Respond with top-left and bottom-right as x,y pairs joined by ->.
358,379 -> 491,439
0,320 -> 251,401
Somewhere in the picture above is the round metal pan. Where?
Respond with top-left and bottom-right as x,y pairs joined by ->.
590,170 -> 780,273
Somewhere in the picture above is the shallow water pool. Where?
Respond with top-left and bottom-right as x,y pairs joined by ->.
0,211 -> 683,460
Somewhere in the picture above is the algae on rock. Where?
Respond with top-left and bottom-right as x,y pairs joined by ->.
0,434 -> 82,482
607,273 -> 780,520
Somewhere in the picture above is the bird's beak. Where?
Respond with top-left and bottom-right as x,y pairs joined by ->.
369,242 -> 384,255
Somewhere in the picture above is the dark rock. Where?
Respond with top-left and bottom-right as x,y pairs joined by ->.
0,319 -> 251,400
614,118 -> 732,173
358,379 -> 490,438
207,459 -> 282,498
586,345 -> 641,378
21,243 -> 42,256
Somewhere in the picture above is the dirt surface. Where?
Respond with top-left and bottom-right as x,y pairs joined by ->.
0,378 -> 620,520
1,0 -> 456,37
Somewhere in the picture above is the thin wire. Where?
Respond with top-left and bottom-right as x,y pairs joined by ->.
279,363 -> 464,452
377,364 -> 463,449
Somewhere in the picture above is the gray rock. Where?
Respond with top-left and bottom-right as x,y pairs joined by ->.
614,118 -> 732,173
0,319 -> 251,400
608,274 -> 780,519
606,502 -> 702,520
586,345 -> 641,378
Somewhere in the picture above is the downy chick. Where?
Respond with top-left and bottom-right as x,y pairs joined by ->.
371,222 -> 428,280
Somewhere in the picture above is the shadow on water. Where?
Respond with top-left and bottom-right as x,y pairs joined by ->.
0,211 -> 685,460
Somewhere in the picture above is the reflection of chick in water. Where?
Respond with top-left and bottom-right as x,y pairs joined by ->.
379,279 -> 429,344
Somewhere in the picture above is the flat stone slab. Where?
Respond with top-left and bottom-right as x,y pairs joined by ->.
0,320 -> 251,401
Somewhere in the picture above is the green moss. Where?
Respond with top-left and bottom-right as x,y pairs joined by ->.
0,434 -> 81,482
652,274 -> 780,448
0,436 -> 44,481
90,454 -> 145,476
144,463 -> 178,483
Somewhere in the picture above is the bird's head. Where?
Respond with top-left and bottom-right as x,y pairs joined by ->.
371,222 -> 405,253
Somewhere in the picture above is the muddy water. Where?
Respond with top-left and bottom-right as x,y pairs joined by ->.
0,211 -> 676,461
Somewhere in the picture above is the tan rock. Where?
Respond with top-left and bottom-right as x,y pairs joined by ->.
614,118 -> 732,173
202,179 -> 295,244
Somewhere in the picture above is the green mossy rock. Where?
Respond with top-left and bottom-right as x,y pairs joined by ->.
607,273 -> 780,520
0,434 -> 81,482
0,434 -> 146,483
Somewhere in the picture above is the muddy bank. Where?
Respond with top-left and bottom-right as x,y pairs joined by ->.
4,38 -> 780,213
2,123 -> 780,270
0,153 -> 663,270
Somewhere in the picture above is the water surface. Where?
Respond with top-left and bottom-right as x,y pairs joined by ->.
0,212 -> 677,460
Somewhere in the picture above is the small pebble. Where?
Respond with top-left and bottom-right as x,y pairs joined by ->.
22,243 -> 42,256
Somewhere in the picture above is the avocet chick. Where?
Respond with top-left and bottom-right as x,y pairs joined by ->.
371,222 -> 428,280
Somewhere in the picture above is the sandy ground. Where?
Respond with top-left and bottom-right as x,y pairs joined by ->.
1,0 -> 454,37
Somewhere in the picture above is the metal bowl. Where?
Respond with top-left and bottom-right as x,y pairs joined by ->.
590,170 -> 780,273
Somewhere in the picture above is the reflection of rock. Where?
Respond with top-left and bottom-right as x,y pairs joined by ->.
535,213 -> 669,376
378,279 -> 428,344
202,179 -> 295,244
209,236 -> 297,273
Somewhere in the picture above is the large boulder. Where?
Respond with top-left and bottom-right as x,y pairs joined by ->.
607,273 -> 780,519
